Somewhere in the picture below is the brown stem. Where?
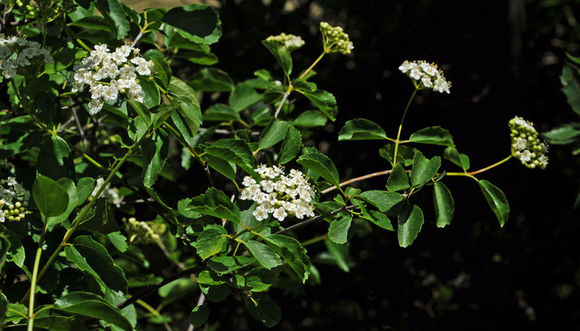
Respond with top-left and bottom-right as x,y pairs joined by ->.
321,170 -> 392,194
275,204 -> 357,235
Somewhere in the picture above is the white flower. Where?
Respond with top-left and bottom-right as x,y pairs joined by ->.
71,43 -> 153,115
509,116 -> 549,169
399,60 -> 451,94
515,137 -> 527,150
240,165 -> 316,222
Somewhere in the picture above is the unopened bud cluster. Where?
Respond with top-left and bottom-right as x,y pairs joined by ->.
509,116 -> 548,169
240,165 -> 316,222
320,22 -> 354,55
0,34 -> 53,80
399,60 -> 451,94
71,44 -> 153,115
265,33 -> 305,52
15,0 -> 75,20
0,177 -> 30,223
91,178 -> 123,207
123,217 -> 161,244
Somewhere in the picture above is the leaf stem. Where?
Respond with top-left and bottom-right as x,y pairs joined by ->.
446,155 -> 513,179
393,88 -> 418,166
20,143 -> 140,303
299,52 -> 325,80
27,222 -> 48,331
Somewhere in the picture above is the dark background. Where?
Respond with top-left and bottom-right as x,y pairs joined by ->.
200,0 -> 580,330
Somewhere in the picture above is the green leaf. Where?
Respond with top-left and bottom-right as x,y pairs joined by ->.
245,240 -> 283,269
147,54 -> 171,89
433,182 -> 455,228
262,39 -> 293,75
189,68 -> 234,92
54,291 -> 132,330
264,234 -> 311,283
368,210 -> 394,231
76,177 -> 96,205
141,133 -> 168,188
561,64 -> 580,116
139,79 -> 161,109
258,119 -> 289,150
162,4 -> 221,45
338,118 -> 388,141
410,151 -> 441,187
207,156 -> 237,182
443,147 -> 470,170
386,164 -> 410,192
301,89 -> 338,121
543,124 -> 580,145
64,235 -> 128,292
169,77 -> 202,139
107,232 -> 128,253
37,136 -> 75,180
194,225 -> 228,260
397,204 -> 424,248
179,188 -> 240,223
409,126 -> 455,147
203,103 -> 240,122
190,305 -> 210,328
294,110 -> 328,128
324,241 -> 350,272
379,144 -> 418,167
197,270 -> 226,285
277,125 -> 302,164
96,0 -> 130,39
204,139 -> 256,175
33,175 -> 69,218
478,180 -> 509,227
207,256 -> 256,274
297,147 -> 340,187
328,214 -> 352,244
230,82 -> 263,112
357,190 -> 402,212
47,178 -> 78,228
252,297 -> 281,328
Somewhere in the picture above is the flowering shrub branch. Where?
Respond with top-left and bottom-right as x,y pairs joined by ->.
0,1 -> 550,329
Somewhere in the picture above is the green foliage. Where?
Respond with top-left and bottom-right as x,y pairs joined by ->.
0,2 -> 534,329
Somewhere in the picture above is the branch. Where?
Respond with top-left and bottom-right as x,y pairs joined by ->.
117,266 -> 200,309
274,204 -> 357,235
321,170 -> 392,194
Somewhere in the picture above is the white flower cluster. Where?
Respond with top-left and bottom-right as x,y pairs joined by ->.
0,177 -> 30,223
265,33 -> 305,52
240,165 -> 316,222
509,116 -> 549,169
399,60 -> 451,94
91,178 -> 123,207
320,22 -> 354,55
123,217 -> 161,244
0,34 -> 53,80
71,44 -> 154,115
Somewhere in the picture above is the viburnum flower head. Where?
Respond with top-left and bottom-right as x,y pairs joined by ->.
320,22 -> 354,55
240,165 -> 316,222
0,176 -> 30,223
123,217 -> 161,244
399,60 -> 451,94
509,116 -> 548,169
71,44 -> 153,115
0,34 -> 53,80
265,33 -> 305,52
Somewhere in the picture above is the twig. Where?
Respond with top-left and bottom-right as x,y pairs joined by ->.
321,170 -> 392,194
274,91 -> 291,118
117,266 -> 199,309
275,204 -> 357,235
